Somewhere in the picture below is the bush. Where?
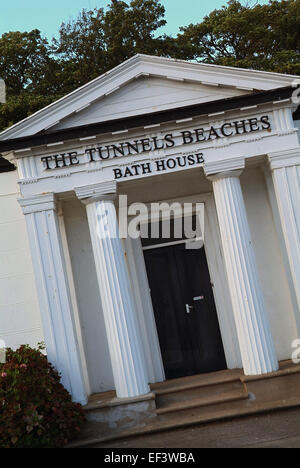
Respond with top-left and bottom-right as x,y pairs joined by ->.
0,344 -> 85,448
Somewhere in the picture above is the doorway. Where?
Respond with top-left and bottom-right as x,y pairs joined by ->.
143,242 -> 227,380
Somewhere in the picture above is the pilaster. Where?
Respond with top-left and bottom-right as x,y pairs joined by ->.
18,193 -> 87,404
269,148 -> 300,313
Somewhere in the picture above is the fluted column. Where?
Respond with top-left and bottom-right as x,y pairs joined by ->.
75,182 -> 150,398
18,193 -> 87,404
205,160 -> 278,375
269,149 -> 300,313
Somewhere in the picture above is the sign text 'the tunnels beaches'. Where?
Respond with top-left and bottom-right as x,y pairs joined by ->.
40,115 -> 271,179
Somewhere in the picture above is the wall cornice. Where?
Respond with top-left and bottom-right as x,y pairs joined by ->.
75,181 -> 117,204
269,148 -> 300,169
204,157 -> 245,177
18,193 -> 56,214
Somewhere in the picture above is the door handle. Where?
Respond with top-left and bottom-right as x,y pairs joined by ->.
185,304 -> 193,314
193,296 -> 204,301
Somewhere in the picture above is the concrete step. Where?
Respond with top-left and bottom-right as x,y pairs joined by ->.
155,378 -> 244,409
68,393 -> 300,448
151,368 -> 242,394
156,387 -> 249,415
67,362 -> 300,448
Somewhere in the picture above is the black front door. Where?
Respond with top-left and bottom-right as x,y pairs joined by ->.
143,243 -> 227,380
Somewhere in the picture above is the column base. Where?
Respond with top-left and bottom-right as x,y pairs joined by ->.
84,392 -> 156,433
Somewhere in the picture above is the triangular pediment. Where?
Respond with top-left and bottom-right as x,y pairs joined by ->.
49,76 -> 248,132
0,54 -> 298,141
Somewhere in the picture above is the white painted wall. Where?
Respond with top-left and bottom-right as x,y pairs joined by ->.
0,171 -> 43,350
241,167 -> 298,360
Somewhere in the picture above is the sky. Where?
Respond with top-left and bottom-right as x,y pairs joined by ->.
0,0 -> 271,40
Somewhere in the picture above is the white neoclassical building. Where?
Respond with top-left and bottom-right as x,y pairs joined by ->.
0,55 -> 299,409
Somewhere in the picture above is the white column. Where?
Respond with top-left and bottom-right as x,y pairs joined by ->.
205,159 -> 278,375
269,149 -> 300,313
75,182 -> 150,399
18,193 -> 87,404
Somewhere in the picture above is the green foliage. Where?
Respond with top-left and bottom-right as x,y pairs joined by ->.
53,0 -> 175,91
0,29 -> 64,131
0,30 -> 50,94
0,345 -> 85,448
176,0 -> 300,74
0,93 -> 62,131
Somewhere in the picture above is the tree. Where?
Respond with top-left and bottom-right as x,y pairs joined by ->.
175,0 -> 300,74
0,0 -> 299,133
53,0 -> 176,91
0,0 -> 176,131
0,30 -> 49,94
0,30 -> 62,131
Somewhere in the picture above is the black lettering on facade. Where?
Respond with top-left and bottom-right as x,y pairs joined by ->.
181,131 -> 194,145
164,133 -> 175,148
207,126 -> 220,140
126,141 -> 140,155
195,153 -> 204,164
233,120 -> 248,135
124,166 -> 134,178
97,147 -> 109,159
176,156 -> 187,167
140,139 -> 152,152
68,152 -> 79,165
85,148 -> 97,162
155,159 -> 167,171
141,163 -> 152,175
130,165 -> 141,176
41,115 -> 271,172
248,118 -> 259,132
194,128 -> 206,142
112,144 -> 126,158
166,158 -> 177,169
260,115 -> 271,130
152,136 -> 164,150
221,123 -> 234,137
53,154 -> 68,168
113,168 -> 123,179
187,155 -> 196,165
41,156 -> 53,170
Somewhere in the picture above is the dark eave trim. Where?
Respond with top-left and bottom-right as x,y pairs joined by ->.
0,85 -> 297,154
0,157 -> 15,173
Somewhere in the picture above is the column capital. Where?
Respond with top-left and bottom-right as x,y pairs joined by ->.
75,181 -> 117,205
204,157 -> 245,180
268,148 -> 300,170
18,193 -> 56,215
